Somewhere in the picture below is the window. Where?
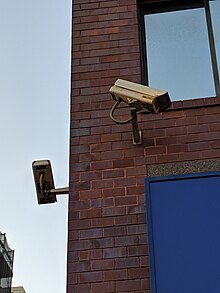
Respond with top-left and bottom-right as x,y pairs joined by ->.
139,0 -> 220,101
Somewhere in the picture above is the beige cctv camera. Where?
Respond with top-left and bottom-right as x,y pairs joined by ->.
32,160 -> 69,205
109,79 -> 171,145
109,79 -> 171,113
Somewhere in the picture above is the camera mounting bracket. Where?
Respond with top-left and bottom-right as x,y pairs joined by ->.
109,98 -> 142,145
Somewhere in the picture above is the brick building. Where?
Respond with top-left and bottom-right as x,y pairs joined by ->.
68,0 -> 220,292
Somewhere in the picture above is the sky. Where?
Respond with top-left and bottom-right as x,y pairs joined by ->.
0,1 -> 71,292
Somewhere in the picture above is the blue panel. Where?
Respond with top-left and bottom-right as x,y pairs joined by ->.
145,172 -> 220,293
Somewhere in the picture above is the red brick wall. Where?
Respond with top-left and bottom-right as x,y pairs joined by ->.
68,0 -> 220,292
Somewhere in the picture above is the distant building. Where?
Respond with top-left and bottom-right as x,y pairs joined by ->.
0,232 -> 14,293
11,287 -> 26,293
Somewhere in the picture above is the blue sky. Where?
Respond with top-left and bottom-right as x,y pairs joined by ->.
0,1 -> 71,292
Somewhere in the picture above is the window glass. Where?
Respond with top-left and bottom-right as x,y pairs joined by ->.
210,0 -> 220,78
145,8 -> 215,101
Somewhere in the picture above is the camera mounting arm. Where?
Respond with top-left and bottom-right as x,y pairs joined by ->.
48,187 -> 69,195
129,102 -> 142,145
110,98 -> 142,145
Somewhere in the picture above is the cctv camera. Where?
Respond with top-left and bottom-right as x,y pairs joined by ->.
32,160 -> 57,204
32,160 -> 69,205
109,79 -> 171,113
109,79 -> 172,145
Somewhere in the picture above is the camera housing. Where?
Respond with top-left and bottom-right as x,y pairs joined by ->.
109,79 -> 171,113
32,160 -> 57,204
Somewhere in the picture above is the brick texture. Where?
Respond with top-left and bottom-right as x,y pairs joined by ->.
68,0 -> 220,292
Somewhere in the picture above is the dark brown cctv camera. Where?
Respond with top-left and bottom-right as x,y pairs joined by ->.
32,160 -> 69,205
32,160 -> 57,204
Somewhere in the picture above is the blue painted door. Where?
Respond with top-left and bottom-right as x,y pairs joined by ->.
145,172 -> 220,293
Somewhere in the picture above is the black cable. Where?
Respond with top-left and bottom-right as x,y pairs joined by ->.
39,172 -> 45,195
109,99 -> 134,124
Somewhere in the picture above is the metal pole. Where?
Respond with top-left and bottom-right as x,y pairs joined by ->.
130,106 -> 142,145
49,187 -> 69,195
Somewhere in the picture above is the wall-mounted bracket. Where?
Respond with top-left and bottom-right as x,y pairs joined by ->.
129,102 -> 142,145
109,98 -> 143,146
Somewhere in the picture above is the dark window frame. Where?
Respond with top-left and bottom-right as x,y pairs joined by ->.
138,0 -> 220,97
